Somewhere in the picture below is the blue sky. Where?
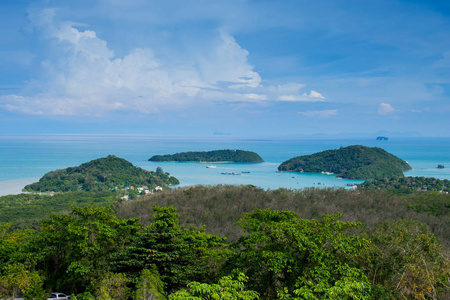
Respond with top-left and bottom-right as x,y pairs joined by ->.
1,0 -> 449,137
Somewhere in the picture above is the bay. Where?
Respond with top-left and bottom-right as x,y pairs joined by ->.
0,134 -> 449,196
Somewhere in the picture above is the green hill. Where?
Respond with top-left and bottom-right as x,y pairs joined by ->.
23,155 -> 179,192
278,145 -> 411,179
149,149 -> 264,163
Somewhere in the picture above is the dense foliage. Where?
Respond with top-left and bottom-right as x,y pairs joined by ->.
115,185 -> 450,247
149,149 -> 264,163
0,191 -> 117,230
0,204 -> 448,299
23,155 -> 179,192
358,176 -> 450,193
278,145 -> 411,179
3,185 -> 448,246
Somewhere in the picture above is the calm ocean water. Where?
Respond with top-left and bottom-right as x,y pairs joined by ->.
0,135 -> 449,196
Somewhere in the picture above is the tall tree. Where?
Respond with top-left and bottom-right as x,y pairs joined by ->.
112,205 -> 231,293
227,209 -> 371,299
31,204 -> 140,293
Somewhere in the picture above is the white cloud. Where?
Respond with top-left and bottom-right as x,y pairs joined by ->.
278,90 -> 326,102
298,109 -> 338,118
1,8 -> 323,116
269,84 -> 325,102
378,103 -> 395,115
308,90 -> 325,99
3,11 -> 267,115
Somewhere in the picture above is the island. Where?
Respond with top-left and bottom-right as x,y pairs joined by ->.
23,155 -> 179,192
277,145 -> 411,179
376,136 -> 389,140
149,149 -> 264,163
437,164 -> 445,169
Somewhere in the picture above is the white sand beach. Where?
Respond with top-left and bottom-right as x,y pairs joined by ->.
0,178 -> 39,196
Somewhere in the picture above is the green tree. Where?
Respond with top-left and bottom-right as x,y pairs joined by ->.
135,266 -> 166,300
112,205 -> 231,293
227,209 -> 371,299
96,272 -> 130,300
169,273 -> 259,300
0,263 -> 45,300
31,204 -> 140,293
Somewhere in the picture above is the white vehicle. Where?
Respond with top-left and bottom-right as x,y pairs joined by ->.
47,293 -> 70,300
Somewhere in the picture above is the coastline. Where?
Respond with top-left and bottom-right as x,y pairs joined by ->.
0,177 -> 39,196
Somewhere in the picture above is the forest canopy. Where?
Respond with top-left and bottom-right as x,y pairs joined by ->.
278,145 -> 411,179
149,149 -> 264,163
23,155 -> 179,193
0,201 -> 448,300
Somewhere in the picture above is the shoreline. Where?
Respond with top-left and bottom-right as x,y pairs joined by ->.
0,177 -> 39,196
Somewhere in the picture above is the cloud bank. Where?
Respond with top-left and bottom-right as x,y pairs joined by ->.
0,8 -> 324,116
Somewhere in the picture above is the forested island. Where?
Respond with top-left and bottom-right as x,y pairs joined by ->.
23,155 -> 179,193
149,149 -> 264,163
278,145 -> 411,179
0,185 -> 449,299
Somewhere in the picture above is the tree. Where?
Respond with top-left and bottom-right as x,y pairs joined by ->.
135,266 -> 166,300
227,209 -> 371,299
112,205 -> 231,293
96,273 -> 130,300
31,204 -> 141,294
169,273 -> 259,300
0,263 -> 45,300
363,220 -> 450,299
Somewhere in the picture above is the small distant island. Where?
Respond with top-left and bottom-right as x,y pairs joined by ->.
278,145 -> 411,179
437,164 -> 445,169
376,136 -> 389,140
149,149 -> 264,163
24,155 -> 179,193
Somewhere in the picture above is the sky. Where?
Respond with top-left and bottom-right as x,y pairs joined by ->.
0,0 -> 449,137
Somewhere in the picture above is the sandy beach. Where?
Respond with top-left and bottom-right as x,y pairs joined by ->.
0,178 -> 39,196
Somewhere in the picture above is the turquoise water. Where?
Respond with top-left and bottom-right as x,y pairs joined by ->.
0,135 -> 449,195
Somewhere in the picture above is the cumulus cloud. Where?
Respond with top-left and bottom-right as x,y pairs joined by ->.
298,109 -> 337,118
0,8 -> 323,116
378,103 -> 395,115
198,31 -> 261,89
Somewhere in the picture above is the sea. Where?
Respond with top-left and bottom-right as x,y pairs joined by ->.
0,135 -> 449,196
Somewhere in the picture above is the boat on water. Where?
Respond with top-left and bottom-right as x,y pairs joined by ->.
206,166 -> 217,168
321,171 -> 334,175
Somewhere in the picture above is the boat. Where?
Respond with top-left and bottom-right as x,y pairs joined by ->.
206,166 -> 217,168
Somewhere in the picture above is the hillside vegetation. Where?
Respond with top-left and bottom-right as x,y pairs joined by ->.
359,176 -> 450,193
23,155 -> 179,192
0,186 -> 450,300
0,191 -> 117,230
149,149 -> 264,163
278,145 -> 411,179
1,186 -> 449,299
115,185 -> 449,246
